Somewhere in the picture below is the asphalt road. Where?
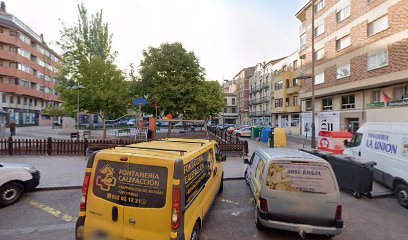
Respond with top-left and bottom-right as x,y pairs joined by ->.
1,180 -> 407,240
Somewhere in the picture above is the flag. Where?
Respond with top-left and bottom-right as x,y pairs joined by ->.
382,92 -> 391,103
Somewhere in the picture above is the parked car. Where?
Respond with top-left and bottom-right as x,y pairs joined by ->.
0,162 -> 40,207
244,148 -> 343,237
229,125 -> 250,134
344,122 -> 408,208
126,119 -> 136,126
116,119 -> 129,127
233,127 -> 252,137
76,139 -> 226,240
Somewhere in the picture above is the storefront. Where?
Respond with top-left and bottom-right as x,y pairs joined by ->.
3,108 -> 39,126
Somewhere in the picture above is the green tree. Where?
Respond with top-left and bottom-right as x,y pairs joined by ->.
56,4 -> 129,139
194,80 -> 225,120
138,42 -> 207,119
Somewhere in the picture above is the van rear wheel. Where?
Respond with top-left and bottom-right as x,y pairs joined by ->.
395,184 -> 408,208
190,222 -> 200,240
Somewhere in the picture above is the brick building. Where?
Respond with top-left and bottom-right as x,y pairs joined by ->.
234,66 -> 255,125
296,0 -> 408,137
0,2 -> 61,126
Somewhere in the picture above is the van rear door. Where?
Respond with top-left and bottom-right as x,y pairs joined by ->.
122,155 -> 173,240
263,160 -> 339,226
85,152 -> 129,239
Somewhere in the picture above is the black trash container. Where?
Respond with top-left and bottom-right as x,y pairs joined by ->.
327,155 -> 376,198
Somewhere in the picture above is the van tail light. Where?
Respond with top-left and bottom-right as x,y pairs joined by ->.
259,197 -> 268,212
80,174 -> 91,211
171,187 -> 181,230
335,205 -> 342,221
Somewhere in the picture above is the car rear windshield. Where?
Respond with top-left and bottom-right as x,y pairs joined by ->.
93,160 -> 168,208
266,163 -> 336,194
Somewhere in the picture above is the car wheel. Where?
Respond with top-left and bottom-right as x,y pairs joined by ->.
218,175 -> 224,194
395,184 -> 408,208
190,221 -> 200,240
255,206 -> 264,230
0,182 -> 24,207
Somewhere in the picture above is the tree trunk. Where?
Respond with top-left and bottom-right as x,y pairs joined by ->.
102,114 -> 107,140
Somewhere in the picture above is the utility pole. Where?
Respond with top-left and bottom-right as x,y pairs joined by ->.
311,0 -> 316,149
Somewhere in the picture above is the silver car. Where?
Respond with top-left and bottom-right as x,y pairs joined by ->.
244,148 -> 343,237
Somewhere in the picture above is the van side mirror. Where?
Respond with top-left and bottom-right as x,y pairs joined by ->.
244,158 -> 249,164
344,140 -> 350,147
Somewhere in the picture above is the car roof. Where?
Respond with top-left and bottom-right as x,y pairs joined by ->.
255,148 -> 325,163
100,138 -> 214,161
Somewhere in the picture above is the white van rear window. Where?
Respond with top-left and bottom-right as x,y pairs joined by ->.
93,160 -> 168,208
266,163 -> 336,194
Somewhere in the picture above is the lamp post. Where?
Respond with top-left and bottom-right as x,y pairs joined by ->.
71,83 -> 85,132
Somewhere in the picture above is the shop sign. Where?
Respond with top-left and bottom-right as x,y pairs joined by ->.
388,99 -> 408,107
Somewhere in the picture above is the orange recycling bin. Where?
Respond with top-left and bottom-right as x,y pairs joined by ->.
318,131 -> 353,154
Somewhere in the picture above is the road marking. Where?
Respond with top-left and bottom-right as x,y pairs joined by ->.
27,198 -> 77,223
218,197 -> 239,205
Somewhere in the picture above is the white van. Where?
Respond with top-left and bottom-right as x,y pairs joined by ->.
244,148 -> 343,237
344,122 -> 408,208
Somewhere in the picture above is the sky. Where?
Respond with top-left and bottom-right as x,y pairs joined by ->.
6,0 -> 309,81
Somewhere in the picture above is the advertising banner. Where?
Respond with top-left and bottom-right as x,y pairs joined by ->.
267,163 -> 335,194
93,160 -> 168,208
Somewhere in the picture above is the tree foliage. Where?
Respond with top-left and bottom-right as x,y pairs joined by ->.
137,42 -> 224,119
56,4 -> 129,138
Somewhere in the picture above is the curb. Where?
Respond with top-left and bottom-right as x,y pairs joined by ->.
35,186 -> 83,191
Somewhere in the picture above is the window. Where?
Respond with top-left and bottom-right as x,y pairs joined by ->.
255,159 -> 266,184
17,48 -> 31,59
19,33 -> 31,45
232,98 -> 235,105
224,98 -> 227,104
371,90 -> 381,102
336,64 -> 351,79
336,35 -> 351,51
19,79 -> 31,88
232,108 -> 236,113
283,65 -> 288,71
2,94 -> 6,103
23,97 -> 28,106
315,0 -> 325,13
223,108 -> 227,113
18,64 -> 33,74
275,98 -> 283,108
274,81 -> 283,91
17,96 -> 21,104
315,73 -> 325,85
322,97 -> 333,110
315,24 -> 325,37
306,100 -> 312,111
315,48 -> 325,60
368,50 -> 388,70
300,33 -> 306,48
337,5 -> 351,22
394,85 -> 408,100
293,96 -> 298,106
291,114 -> 300,127
286,79 -> 290,88
293,78 -> 300,87
368,15 -> 388,36
280,115 -> 288,128
342,94 -> 355,109
293,60 -> 298,70
9,95 -> 14,104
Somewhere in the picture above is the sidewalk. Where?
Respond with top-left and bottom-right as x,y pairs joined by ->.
2,155 -> 87,189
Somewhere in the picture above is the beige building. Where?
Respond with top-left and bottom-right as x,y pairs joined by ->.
219,80 -> 238,124
296,0 -> 408,137
270,52 -> 302,135
234,66 -> 255,125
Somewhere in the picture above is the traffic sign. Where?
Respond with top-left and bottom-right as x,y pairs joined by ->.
133,98 -> 147,107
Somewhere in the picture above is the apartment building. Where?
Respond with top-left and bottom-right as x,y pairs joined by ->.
0,2 -> 61,127
234,66 -> 255,125
249,58 -> 284,126
270,52 -> 302,135
296,0 -> 408,137
219,80 -> 238,124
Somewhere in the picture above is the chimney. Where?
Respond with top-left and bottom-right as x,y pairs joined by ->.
0,2 -> 6,12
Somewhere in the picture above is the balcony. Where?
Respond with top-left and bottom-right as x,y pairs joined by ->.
286,105 -> 301,112
262,96 -> 270,103
249,85 -> 261,93
0,83 -> 60,102
286,86 -> 301,95
261,82 -> 270,89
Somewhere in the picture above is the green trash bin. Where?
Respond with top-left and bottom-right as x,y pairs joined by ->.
251,126 -> 263,139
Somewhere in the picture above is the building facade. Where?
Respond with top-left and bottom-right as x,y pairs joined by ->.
234,66 -> 255,125
270,52 -> 302,135
0,2 -> 61,127
296,0 -> 408,137
249,63 -> 270,125
219,80 -> 238,124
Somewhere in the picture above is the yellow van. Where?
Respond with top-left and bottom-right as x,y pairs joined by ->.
76,138 -> 226,240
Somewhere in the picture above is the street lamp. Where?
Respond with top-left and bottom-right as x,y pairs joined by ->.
71,83 -> 85,132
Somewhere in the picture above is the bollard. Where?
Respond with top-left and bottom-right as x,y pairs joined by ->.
269,127 -> 275,148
